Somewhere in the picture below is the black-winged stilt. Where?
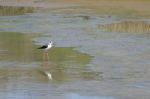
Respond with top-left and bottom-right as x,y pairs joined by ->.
38,41 -> 54,51
38,41 -> 54,61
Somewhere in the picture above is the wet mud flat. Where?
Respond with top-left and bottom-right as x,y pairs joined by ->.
0,1 -> 150,99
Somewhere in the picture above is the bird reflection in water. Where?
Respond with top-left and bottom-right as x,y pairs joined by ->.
42,58 -> 52,80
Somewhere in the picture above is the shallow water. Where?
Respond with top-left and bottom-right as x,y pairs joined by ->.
0,5 -> 150,99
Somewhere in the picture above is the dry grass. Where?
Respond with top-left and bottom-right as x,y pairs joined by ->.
98,21 -> 150,33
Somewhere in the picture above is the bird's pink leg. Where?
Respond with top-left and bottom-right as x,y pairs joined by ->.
43,51 -> 48,61
46,52 -> 49,61
43,52 -> 45,61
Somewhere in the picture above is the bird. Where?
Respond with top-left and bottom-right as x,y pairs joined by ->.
38,41 -> 54,51
38,41 -> 54,61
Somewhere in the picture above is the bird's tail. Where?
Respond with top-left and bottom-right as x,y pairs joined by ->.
37,47 -> 43,49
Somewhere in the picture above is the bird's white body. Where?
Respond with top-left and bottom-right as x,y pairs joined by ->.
45,42 -> 53,50
38,41 -> 54,51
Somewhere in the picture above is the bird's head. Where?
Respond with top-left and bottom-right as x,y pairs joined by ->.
49,41 -> 54,46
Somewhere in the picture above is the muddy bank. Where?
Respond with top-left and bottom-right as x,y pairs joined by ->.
0,0 -> 78,8
0,0 -> 150,17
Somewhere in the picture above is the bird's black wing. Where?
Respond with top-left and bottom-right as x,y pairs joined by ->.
38,45 -> 48,49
